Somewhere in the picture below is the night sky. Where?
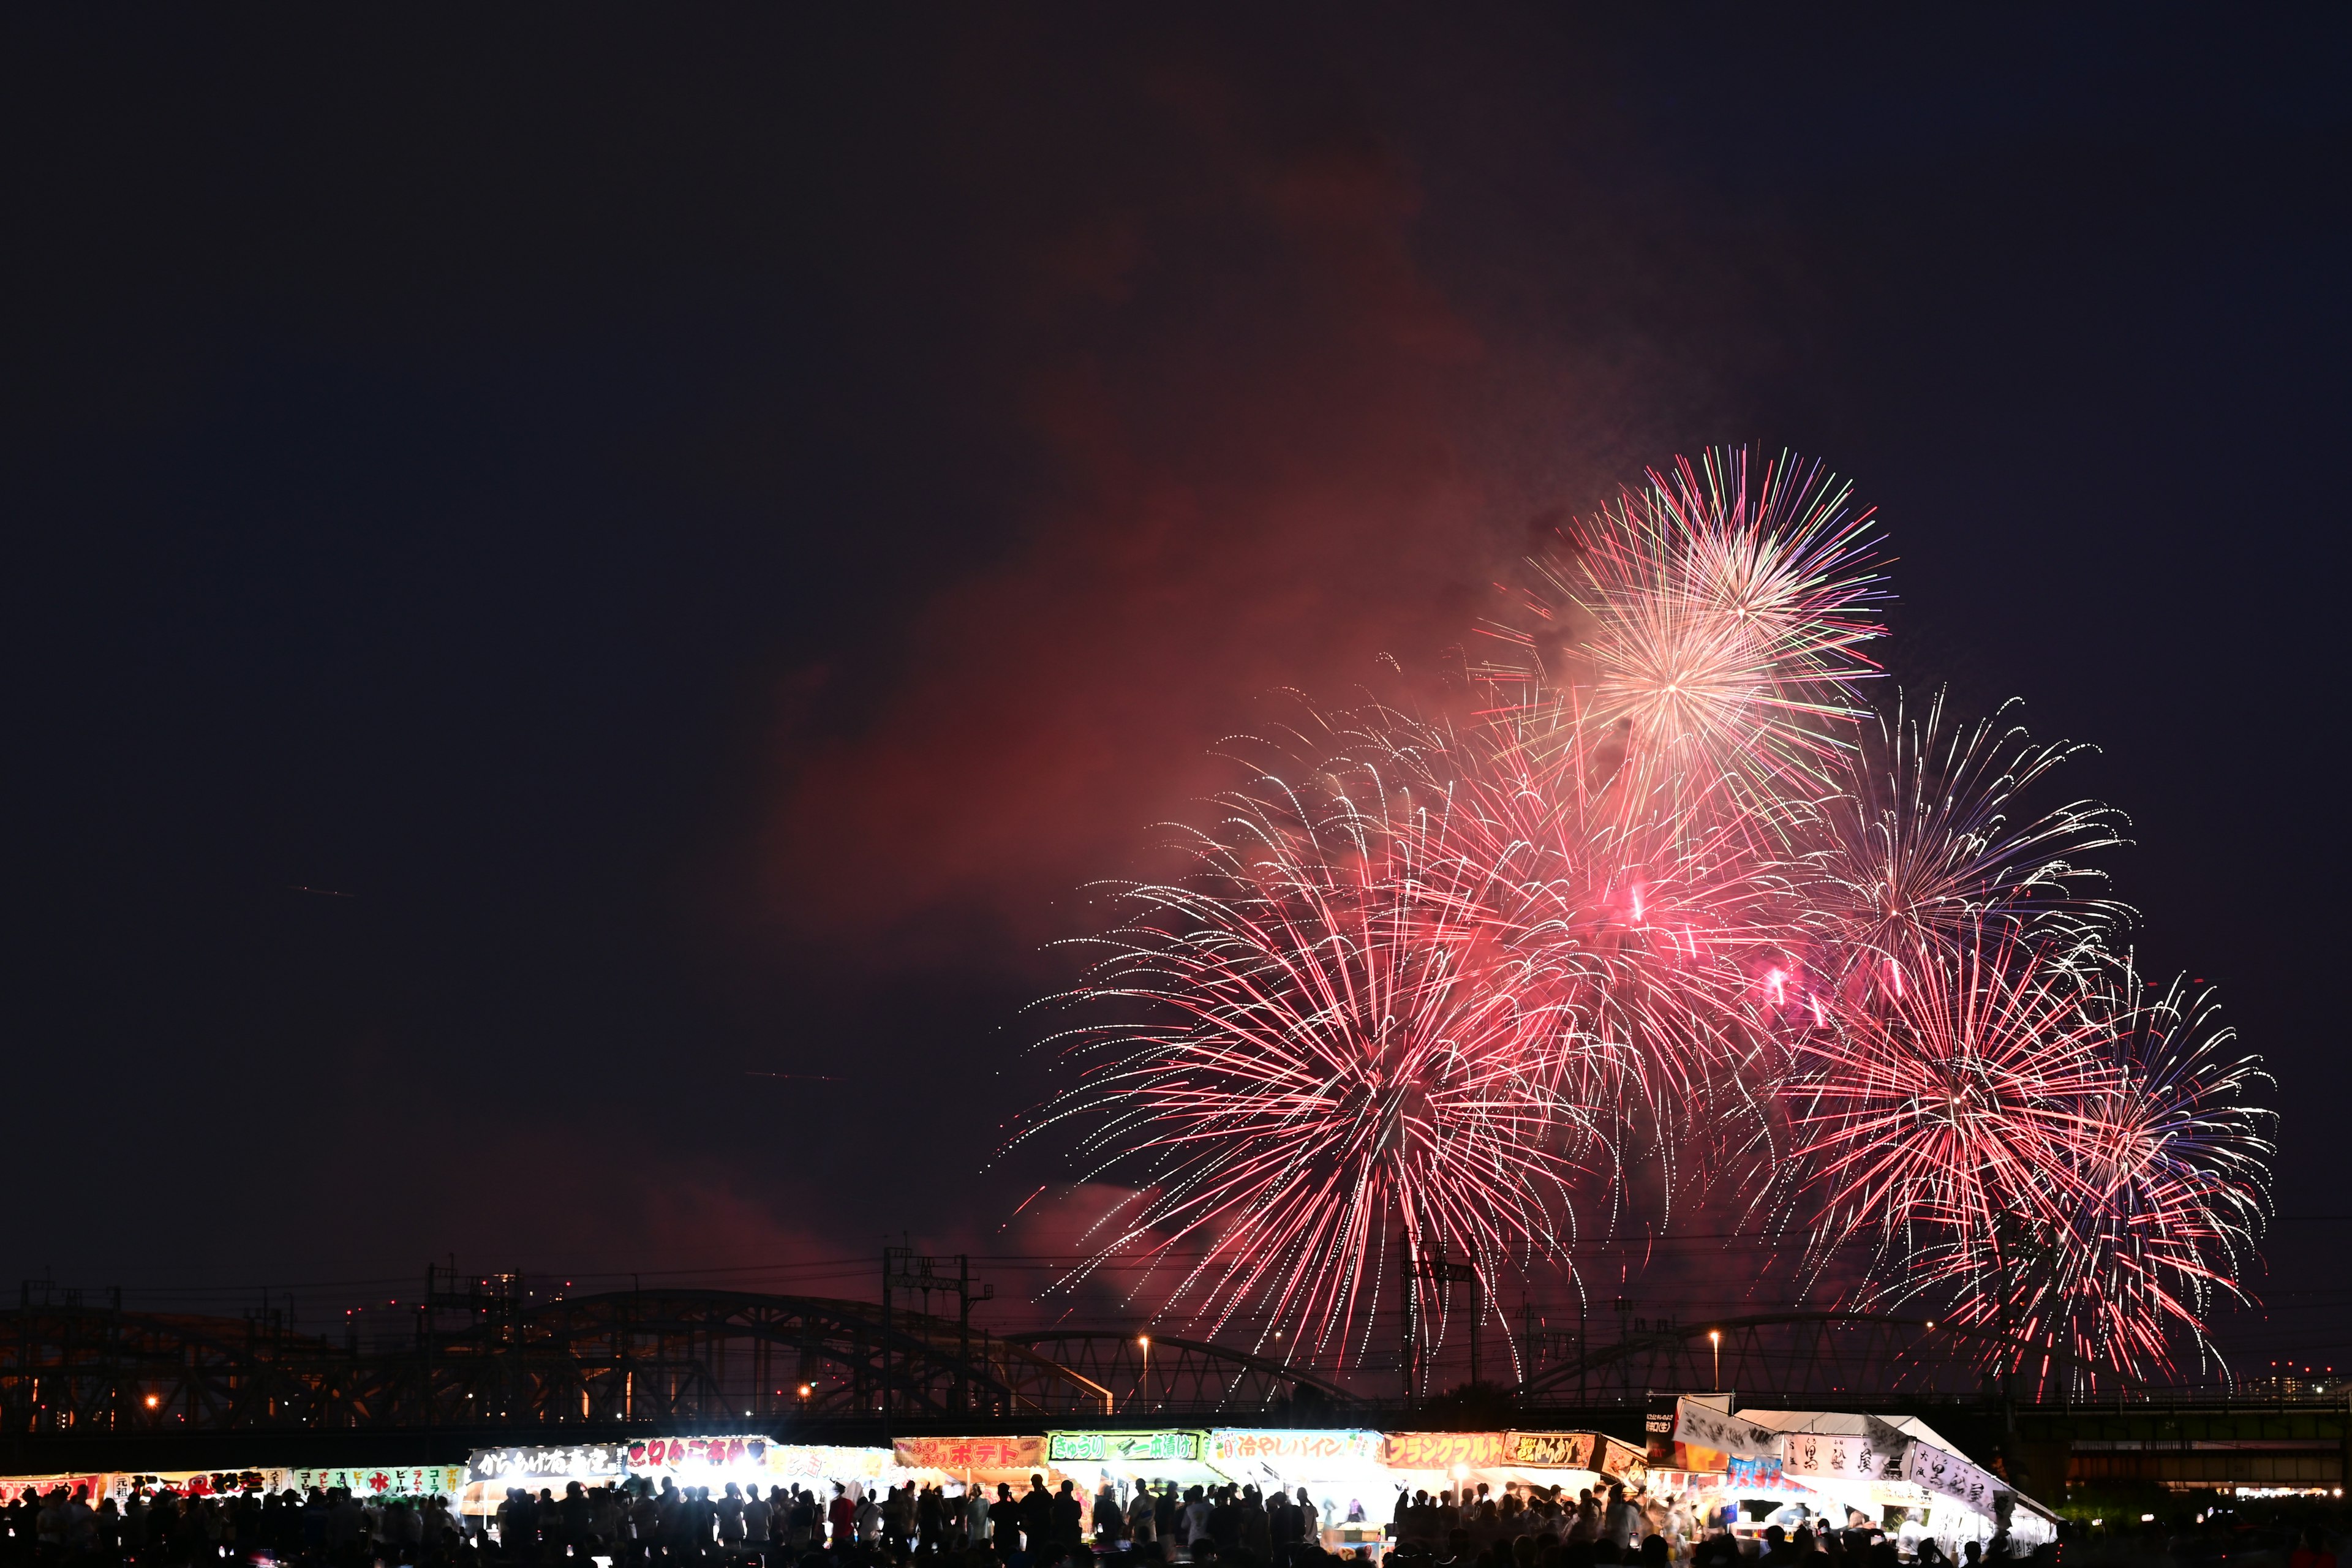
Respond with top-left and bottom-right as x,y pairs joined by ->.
5,12 -> 2347,1374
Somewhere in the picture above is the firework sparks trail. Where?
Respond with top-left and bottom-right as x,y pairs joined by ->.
1770,929 -> 2272,1391
1786,690 -> 2130,991
1482,448 -> 1890,812
1017,743 -> 1607,1366
1012,447 -> 2274,1389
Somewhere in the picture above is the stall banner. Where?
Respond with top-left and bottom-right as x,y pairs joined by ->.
0,1476 -> 107,1506
1724,1455 -> 1785,1488
1049,1430 -> 1203,1463
1900,1445 -> 2002,1517
1599,1438 -> 1649,1487
628,1436 -> 769,1474
1645,1395 -> 1683,1466
1501,1432 -> 1597,1470
1208,1430 -> 1383,1466
288,1467 -> 459,1499
1381,1432 -> 1510,1472
894,1438 -> 1046,1472
1670,1400 -> 1782,1462
761,1446 -> 889,1480
1778,1418 -> 1909,1483
467,1445 -> 628,1483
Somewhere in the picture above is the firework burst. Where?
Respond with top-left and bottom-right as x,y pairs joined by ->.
1787,691 -> 2129,992
1487,447 -> 1889,809
1019,447 -> 2272,1389
1019,728 -> 1605,1364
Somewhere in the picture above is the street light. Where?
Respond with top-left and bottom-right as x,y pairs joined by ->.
1709,1329 -> 1721,1389
1138,1335 -> 1151,1411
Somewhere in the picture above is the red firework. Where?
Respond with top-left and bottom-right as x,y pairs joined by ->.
1021,448 -> 2272,1389
1021,739 -> 1598,1365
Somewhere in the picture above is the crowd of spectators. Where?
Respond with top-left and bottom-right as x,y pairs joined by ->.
36,1471 -> 2346,1568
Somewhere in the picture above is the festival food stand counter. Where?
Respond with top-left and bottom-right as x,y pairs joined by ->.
1207,1430 -> 1390,1551
1648,1400 -> 2057,1558
461,1436 -> 902,1517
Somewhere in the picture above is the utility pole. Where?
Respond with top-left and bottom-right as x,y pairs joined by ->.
885,1246 -> 993,1422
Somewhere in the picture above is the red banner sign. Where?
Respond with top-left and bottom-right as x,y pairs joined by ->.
1381,1433 -> 1510,1471
893,1437 -> 1047,1472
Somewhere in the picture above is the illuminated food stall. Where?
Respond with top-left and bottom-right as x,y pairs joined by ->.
1645,1401 -> 2057,1557
1207,1430 -> 1391,1551
1381,1430 -> 1513,1500
461,1436 -> 900,1518
1735,1408 -> 2056,1555
461,1442 -> 630,1518
284,1466 -> 464,1501
892,1436 -> 1052,1494
0,1473 -> 113,1506
1383,1431 -> 1644,1502
1048,1429 -> 1222,1495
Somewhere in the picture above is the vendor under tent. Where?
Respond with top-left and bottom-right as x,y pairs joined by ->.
1207,1430 -> 1391,1553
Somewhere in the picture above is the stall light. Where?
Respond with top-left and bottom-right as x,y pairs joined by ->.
144,1395 -> 158,1409
2090,1521 -> 2102,1529
2141,1515 -> 2155,1523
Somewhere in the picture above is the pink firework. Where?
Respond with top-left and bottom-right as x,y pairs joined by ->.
1774,926 -> 2114,1268
1487,448 -> 1890,810
1789,690 -> 2128,997
1021,715 -> 1614,1366
1020,449 -> 2274,1389
1774,932 -> 2272,1390
1930,965 -> 2272,1390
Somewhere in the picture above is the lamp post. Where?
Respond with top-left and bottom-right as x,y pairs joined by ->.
1709,1329 -> 1721,1390
1138,1335 -> 1151,1411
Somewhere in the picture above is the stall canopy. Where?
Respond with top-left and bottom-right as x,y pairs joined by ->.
1728,1408 -> 2058,1551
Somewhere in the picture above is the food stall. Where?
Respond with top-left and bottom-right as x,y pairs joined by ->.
1381,1430 -> 1514,1501
462,1435 -> 902,1519
893,1436 -> 1052,1496
1383,1431 -> 1643,1502
648,1437 -> 891,1500
461,1442 -> 630,1518
1491,1431 -> 1649,1494
285,1466 -> 462,1501
1207,1430 -> 1391,1553
0,1473 -> 113,1506
1654,1403 -> 2058,1558
1047,1429 -> 1223,1507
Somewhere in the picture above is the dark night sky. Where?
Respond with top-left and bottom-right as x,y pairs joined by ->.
3,10 -> 2346,1373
